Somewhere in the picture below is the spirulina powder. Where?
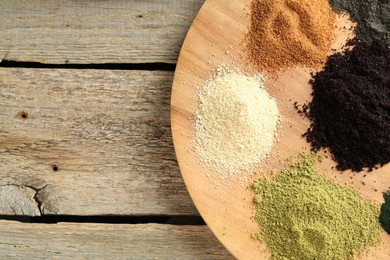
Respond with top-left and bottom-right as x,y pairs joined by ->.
329,0 -> 389,43
380,190 -> 390,234
252,153 -> 380,259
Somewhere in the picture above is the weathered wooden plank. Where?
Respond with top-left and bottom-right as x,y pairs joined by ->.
0,0 -> 204,64
0,185 -> 40,215
0,220 -> 233,259
0,68 -> 197,216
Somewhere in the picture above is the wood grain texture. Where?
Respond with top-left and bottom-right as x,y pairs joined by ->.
0,220 -> 233,259
0,0 -> 205,64
0,68 -> 198,216
0,185 -> 40,215
171,0 -> 390,258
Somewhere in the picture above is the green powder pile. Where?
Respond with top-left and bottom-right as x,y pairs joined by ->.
379,190 -> 390,234
252,153 -> 381,259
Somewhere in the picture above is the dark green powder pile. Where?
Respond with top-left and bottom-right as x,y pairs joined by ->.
252,153 -> 381,260
329,0 -> 389,43
380,190 -> 390,234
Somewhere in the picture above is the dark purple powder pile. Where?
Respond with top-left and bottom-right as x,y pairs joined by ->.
304,40 -> 390,172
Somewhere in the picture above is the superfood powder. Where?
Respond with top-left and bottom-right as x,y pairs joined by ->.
304,40 -> 390,171
380,190 -> 390,234
252,153 -> 381,259
195,69 -> 279,176
246,0 -> 336,72
330,0 -> 390,43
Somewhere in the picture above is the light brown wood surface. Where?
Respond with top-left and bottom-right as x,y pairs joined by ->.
0,68 -> 198,216
0,0 -> 235,258
0,220 -> 233,259
171,0 -> 390,259
0,0 -> 204,64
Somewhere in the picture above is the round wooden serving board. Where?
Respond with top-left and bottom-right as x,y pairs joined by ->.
171,0 -> 390,259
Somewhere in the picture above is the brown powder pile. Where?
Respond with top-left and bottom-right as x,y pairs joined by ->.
246,0 -> 336,72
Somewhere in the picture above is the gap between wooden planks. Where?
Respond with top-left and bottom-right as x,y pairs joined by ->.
0,68 -> 197,216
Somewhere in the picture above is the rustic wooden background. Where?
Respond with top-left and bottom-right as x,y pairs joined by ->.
0,0 -> 234,258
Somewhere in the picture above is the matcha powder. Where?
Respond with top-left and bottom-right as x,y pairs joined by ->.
252,154 -> 380,259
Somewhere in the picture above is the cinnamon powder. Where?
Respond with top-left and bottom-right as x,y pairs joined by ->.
246,0 -> 336,72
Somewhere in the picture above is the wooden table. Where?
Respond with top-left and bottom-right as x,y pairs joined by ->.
0,1 -> 234,258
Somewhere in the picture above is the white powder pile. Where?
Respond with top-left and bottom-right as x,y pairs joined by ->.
195,69 -> 279,176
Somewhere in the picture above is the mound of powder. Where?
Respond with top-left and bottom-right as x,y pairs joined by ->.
253,153 -> 381,259
195,70 -> 279,176
330,0 -> 390,43
246,0 -> 336,72
304,40 -> 390,171
380,190 -> 390,234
